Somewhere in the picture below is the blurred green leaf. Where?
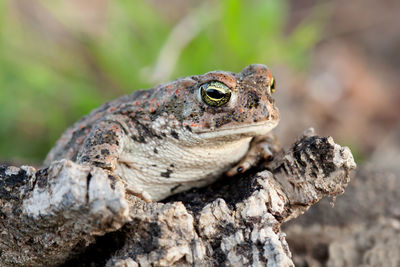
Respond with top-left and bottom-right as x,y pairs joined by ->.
0,0 -> 322,163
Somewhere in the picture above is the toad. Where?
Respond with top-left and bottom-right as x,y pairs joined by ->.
45,64 -> 279,201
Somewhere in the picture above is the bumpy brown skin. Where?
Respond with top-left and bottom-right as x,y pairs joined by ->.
45,64 -> 279,199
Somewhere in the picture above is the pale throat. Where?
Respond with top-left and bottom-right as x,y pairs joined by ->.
185,136 -> 253,172
114,135 -> 253,200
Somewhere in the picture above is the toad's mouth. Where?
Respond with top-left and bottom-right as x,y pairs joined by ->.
194,119 -> 279,139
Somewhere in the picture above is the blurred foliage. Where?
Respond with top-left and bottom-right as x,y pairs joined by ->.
0,0 -> 322,163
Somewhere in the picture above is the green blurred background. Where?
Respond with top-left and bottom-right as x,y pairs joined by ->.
2,2 -> 400,265
2,0 -> 400,165
0,0 -> 321,163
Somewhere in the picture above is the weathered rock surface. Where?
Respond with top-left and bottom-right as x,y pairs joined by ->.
283,129 -> 400,267
0,160 -> 130,266
284,161 -> 400,266
0,129 -> 356,266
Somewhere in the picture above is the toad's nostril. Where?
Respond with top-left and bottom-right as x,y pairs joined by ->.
270,108 -> 280,121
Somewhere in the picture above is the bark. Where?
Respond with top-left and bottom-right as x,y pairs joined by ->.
0,129 -> 356,266
284,164 -> 400,267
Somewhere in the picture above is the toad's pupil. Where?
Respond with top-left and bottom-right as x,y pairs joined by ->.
206,88 -> 225,99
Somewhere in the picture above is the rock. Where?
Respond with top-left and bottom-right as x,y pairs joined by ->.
0,130 -> 356,266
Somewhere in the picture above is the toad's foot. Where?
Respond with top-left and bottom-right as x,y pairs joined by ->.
109,172 -> 153,202
125,185 -> 153,203
226,134 -> 280,176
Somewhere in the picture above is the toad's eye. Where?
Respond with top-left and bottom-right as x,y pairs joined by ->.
200,81 -> 231,107
270,77 -> 276,94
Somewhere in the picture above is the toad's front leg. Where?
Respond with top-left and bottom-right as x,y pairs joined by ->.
77,120 -> 125,170
76,120 -> 153,202
226,133 -> 280,177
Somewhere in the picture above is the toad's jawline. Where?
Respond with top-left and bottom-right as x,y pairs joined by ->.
195,120 -> 279,139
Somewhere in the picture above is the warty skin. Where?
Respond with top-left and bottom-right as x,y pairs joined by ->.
45,64 -> 280,201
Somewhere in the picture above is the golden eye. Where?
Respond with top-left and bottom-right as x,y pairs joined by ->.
270,77 -> 276,94
200,81 -> 232,107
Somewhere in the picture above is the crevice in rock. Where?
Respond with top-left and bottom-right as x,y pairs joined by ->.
85,172 -> 93,204
164,164 -> 268,212
61,227 -> 128,267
